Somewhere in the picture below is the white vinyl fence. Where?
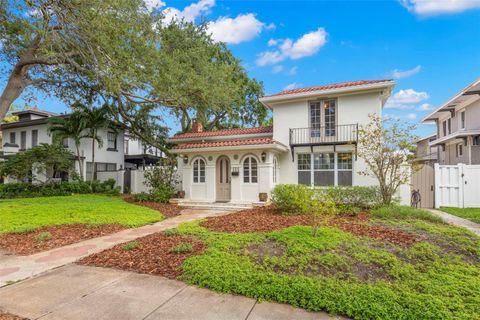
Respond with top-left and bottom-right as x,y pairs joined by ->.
434,163 -> 480,208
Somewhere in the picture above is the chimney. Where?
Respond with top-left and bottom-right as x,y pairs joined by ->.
191,119 -> 203,133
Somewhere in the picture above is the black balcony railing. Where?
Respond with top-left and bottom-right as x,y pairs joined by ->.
289,124 -> 358,146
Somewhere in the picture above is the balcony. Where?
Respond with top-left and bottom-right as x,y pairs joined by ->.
289,124 -> 358,159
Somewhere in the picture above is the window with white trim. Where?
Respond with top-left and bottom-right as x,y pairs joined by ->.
107,132 -> 117,150
193,158 -> 206,183
243,156 -> 258,183
310,102 -> 321,137
324,100 -> 336,137
461,111 -> 466,129
297,152 -> 353,186
456,143 -> 463,157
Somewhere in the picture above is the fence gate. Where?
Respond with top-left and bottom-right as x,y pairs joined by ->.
411,163 -> 434,208
123,169 -> 132,194
434,163 -> 480,208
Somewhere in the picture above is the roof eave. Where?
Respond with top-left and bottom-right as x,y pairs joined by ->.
170,143 -> 289,154
167,132 -> 273,144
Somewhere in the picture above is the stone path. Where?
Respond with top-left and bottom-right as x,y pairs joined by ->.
0,209 -> 231,287
428,209 -> 480,235
0,264 -> 341,320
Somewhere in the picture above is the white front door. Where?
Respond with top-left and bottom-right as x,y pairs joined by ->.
216,156 -> 231,202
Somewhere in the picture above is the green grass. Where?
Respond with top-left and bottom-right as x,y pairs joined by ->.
175,206 -> 480,320
171,243 -> 193,253
0,194 -> 163,234
122,241 -> 142,251
441,207 -> 480,224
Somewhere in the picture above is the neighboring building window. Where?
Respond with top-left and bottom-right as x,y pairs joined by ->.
20,131 -> 26,150
193,158 -> 206,183
273,157 -> 279,184
324,99 -> 336,137
442,121 -> 447,136
456,143 -> 463,157
297,152 -> 353,186
474,136 -> 480,146
310,102 -> 321,137
243,156 -> 258,183
124,139 -> 129,154
62,137 -> 69,148
447,118 -> 452,135
107,132 -> 117,150
9,132 -> 16,144
31,130 -> 38,147
461,111 -> 466,129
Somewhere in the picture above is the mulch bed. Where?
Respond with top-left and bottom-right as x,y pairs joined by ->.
200,206 -> 311,233
123,196 -> 182,218
201,206 -> 419,246
0,224 -> 126,256
0,312 -> 28,320
78,232 -> 206,279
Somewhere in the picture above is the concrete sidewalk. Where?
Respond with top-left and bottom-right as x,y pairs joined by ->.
0,265 -> 341,320
0,209 -> 231,287
428,209 -> 480,235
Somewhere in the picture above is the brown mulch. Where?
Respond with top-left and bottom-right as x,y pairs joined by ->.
78,232 -> 206,279
0,224 -> 126,256
201,206 -> 419,246
123,196 -> 182,218
200,206 -> 311,233
0,312 -> 28,320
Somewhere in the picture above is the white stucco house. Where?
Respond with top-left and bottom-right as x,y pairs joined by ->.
169,79 -> 396,203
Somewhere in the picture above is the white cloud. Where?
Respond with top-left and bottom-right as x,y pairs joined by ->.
387,65 -> 422,79
400,0 -> 480,15
267,38 -> 279,46
385,89 -> 429,109
288,66 -> 298,76
162,0 -> 215,23
256,28 -> 328,66
144,0 -> 166,11
418,103 -> 433,111
207,13 -> 266,44
283,83 -> 302,91
407,113 -> 417,120
272,65 -> 284,74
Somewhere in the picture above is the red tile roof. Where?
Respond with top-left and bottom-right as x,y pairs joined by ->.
172,126 -> 273,140
266,80 -> 393,97
173,138 -> 280,149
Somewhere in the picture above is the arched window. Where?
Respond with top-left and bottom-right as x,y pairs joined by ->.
193,158 -> 205,183
273,156 -> 278,184
243,156 -> 258,183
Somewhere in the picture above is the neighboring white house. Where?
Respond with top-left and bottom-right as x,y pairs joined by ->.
423,78 -> 480,165
169,79 -> 396,203
0,109 -> 163,183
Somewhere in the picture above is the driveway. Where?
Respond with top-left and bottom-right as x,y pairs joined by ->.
0,265 -> 340,320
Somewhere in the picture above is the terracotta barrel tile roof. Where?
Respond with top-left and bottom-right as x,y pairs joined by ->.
172,126 -> 273,139
174,138 -> 280,149
265,79 -> 392,97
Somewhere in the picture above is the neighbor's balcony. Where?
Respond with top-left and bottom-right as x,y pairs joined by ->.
289,124 -> 358,146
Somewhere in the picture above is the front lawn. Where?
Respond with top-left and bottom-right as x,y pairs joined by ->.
0,194 -> 163,234
441,207 -> 480,224
173,206 -> 480,320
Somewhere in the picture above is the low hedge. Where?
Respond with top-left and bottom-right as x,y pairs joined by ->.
0,179 -> 120,199
314,186 -> 382,208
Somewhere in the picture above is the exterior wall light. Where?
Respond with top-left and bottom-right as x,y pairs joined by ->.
261,152 -> 267,163
183,155 -> 188,164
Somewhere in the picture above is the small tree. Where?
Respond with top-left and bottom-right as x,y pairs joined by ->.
0,144 -> 72,182
357,114 -> 418,205
310,199 -> 338,237
143,159 -> 179,203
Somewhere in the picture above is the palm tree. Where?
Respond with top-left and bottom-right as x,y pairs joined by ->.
48,112 -> 88,180
77,104 -> 112,181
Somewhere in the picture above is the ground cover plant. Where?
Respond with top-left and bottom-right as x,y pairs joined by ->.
0,194 -> 163,234
440,207 -> 480,224
173,205 -> 480,320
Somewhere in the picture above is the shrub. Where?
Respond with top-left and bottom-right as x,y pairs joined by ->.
10,226 -> 35,234
371,205 -> 442,223
0,180 -> 120,199
122,241 -> 141,251
144,163 -> 178,203
150,185 -> 175,203
310,199 -> 338,237
315,186 -> 381,209
337,204 -> 362,215
133,192 -> 151,202
35,232 -> 52,242
170,243 -> 193,253
164,228 -> 180,236
271,184 -> 314,215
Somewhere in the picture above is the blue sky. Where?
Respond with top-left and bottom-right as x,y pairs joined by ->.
9,0 -> 480,137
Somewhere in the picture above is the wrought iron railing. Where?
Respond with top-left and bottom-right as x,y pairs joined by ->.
289,124 -> 358,146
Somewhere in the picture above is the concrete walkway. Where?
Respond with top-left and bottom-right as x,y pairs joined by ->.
428,209 -> 480,235
0,209 -> 231,287
0,264 -> 341,320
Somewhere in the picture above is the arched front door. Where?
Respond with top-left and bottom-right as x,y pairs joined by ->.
216,156 -> 231,202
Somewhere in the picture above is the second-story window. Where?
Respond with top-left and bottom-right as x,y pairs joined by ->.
442,121 -> 447,136
447,118 -> 452,134
32,130 -> 38,147
461,111 -> 466,129
107,132 -> 117,150
310,102 -> 321,137
20,131 -> 26,150
124,139 -> 129,154
324,100 -> 336,137
9,132 -> 16,144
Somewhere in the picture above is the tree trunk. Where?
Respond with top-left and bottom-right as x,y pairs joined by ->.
92,134 -> 97,181
76,144 -> 84,181
0,68 -> 29,121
